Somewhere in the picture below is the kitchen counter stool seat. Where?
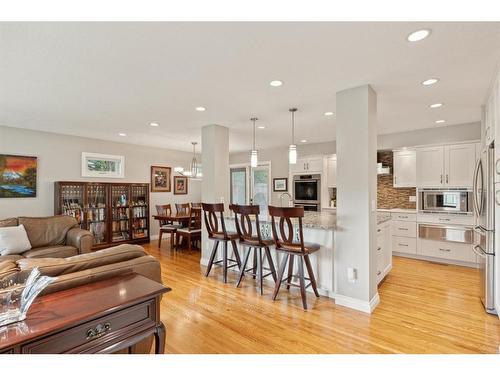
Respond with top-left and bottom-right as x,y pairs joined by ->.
202,203 -> 242,283
230,204 -> 277,295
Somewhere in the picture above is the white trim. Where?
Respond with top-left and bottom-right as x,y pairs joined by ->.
332,292 -> 380,314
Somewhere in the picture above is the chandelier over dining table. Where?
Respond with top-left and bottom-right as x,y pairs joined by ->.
174,141 -> 202,179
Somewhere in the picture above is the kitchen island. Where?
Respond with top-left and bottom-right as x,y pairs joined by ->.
201,211 -> 392,298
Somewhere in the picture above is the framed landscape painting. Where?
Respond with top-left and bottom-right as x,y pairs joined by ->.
151,166 -> 171,192
0,154 -> 37,198
174,176 -> 188,195
273,177 -> 288,192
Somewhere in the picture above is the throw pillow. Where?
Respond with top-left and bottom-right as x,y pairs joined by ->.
0,224 -> 32,256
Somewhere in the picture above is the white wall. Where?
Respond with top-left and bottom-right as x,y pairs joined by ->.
0,126 -> 201,236
229,122 -> 481,205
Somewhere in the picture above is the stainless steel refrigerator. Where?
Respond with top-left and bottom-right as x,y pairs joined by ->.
472,143 -> 496,314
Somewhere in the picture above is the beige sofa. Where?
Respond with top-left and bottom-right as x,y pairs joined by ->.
0,216 -> 93,259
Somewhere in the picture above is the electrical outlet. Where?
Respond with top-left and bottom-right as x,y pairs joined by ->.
409,196 -> 416,202
347,267 -> 357,283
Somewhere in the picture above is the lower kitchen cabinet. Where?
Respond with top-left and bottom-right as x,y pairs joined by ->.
417,239 -> 476,263
377,220 -> 392,284
392,236 -> 417,254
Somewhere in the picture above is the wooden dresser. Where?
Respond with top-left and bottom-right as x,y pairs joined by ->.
0,274 -> 170,354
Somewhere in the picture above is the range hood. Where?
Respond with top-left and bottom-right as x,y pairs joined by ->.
377,162 -> 391,175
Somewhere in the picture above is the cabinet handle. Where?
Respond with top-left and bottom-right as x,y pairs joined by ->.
86,322 -> 111,340
377,247 -> 382,251
399,215 -> 408,219
377,271 -> 382,276
438,218 -> 451,222
439,248 -> 451,252
398,228 -> 408,231
398,243 -> 408,246
446,174 -> 449,184
377,229 -> 381,232
440,175 -> 443,184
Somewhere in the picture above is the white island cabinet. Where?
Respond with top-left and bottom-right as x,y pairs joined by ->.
376,217 -> 392,284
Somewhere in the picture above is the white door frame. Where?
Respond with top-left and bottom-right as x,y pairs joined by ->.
229,161 -> 272,205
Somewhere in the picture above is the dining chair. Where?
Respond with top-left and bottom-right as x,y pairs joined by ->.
268,205 -> 320,310
176,207 -> 202,252
155,204 -> 183,249
230,204 -> 277,295
175,203 -> 190,215
202,203 -> 241,283
190,202 -> 202,208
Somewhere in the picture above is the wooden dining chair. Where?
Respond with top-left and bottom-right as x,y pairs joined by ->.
202,203 -> 242,283
176,207 -> 202,252
268,206 -> 320,310
230,204 -> 277,295
190,202 -> 202,208
175,203 -> 190,215
155,204 -> 183,249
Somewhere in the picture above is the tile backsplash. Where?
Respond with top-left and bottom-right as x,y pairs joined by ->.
377,150 -> 416,210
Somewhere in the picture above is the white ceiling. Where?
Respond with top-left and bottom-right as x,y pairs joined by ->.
1,22 -> 500,152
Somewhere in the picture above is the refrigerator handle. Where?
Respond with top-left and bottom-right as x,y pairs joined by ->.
472,158 -> 481,216
472,245 -> 486,258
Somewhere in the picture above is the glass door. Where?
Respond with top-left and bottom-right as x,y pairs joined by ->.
251,165 -> 271,217
230,167 -> 247,205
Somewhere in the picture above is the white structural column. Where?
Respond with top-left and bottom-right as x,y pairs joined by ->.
200,124 -> 230,265
334,85 -> 379,313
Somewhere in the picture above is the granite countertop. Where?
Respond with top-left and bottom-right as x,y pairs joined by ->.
225,211 -> 392,231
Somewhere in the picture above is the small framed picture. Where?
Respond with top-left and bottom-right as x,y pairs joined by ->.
151,166 -> 171,192
273,178 -> 288,192
174,176 -> 188,195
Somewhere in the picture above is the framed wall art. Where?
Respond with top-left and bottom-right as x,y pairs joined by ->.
81,152 -> 125,178
151,166 -> 172,192
0,154 -> 37,198
173,176 -> 188,195
273,178 -> 288,192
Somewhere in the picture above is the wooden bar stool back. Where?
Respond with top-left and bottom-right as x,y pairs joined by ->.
268,206 -> 320,310
202,203 -> 242,283
156,204 -> 182,249
230,204 -> 277,294
176,207 -> 202,251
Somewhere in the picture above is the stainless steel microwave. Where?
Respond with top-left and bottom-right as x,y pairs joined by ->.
419,189 -> 473,214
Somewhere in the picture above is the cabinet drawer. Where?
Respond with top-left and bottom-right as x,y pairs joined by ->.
417,213 -> 474,226
417,239 -> 475,262
391,212 -> 416,222
391,221 -> 416,237
22,300 -> 155,354
392,236 -> 416,254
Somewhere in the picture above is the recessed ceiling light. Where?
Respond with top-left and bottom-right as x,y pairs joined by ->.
430,103 -> 443,108
300,139 -> 307,143
324,112 -> 334,116
422,78 -> 439,86
269,80 -> 283,87
257,125 -> 266,129
150,122 -> 159,127
118,133 -> 127,137
435,120 -> 446,124
407,29 -> 431,42
195,106 -> 206,112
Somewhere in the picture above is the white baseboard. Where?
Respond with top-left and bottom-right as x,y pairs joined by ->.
332,292 -> 380,314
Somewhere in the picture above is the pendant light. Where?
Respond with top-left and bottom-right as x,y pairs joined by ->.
250,117 -> 258,168
289,108 -> 298,164
174,141 -> 203,179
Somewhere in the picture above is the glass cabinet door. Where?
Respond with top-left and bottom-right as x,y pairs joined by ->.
131,184 -> 149,239
110,185 -> 130,242
85,184 -> 108,245
60,183 -> 85,228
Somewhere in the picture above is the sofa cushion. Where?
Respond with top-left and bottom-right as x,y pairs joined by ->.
17,244 -> 147,275
18,216 -> 78,248
0,224 -> 32,256
0,260 -> 20,282
22,245 -> 78,259
0,218 -> 18,228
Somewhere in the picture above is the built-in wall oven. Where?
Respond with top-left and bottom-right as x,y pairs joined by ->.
419,189 -> 473,214
293,174 -> 320,211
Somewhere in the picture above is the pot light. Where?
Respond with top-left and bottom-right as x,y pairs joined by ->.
430,103 -> 443,108
270,80 -> 283,87
324,112 -> 334,116
300,139 -> 307,143
118,133 -> 127,137
150,122 -> 159,127
407,29 -> 431,42
435,120 -> 446,124
195,106 -> 206,112
421,78 -> 439,86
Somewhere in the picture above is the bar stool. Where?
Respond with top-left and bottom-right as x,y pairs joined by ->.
230,204 -> 277,295
155,204 -> 182,249
202,203 -> 242,283
269,206 -> 320,310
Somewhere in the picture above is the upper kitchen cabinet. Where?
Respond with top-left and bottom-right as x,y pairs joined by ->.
416,143 -> 478,188
326,155 -> 337,188
291,156 -> 323,174
393,149 -> 416,187
416,146 -> 445,187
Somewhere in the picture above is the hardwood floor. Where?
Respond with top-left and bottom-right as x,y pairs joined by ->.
144,241 -> 500,354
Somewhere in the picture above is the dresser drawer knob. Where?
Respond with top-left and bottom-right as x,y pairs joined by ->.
86,322 -> 111,340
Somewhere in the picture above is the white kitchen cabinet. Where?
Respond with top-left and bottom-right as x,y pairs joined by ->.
416,143 -> 478,188
393,150 -> 416,187
376,220 -> 392,284
416,146 -> 445,187
292,156 -> 323,174
326,155 -> 337,188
